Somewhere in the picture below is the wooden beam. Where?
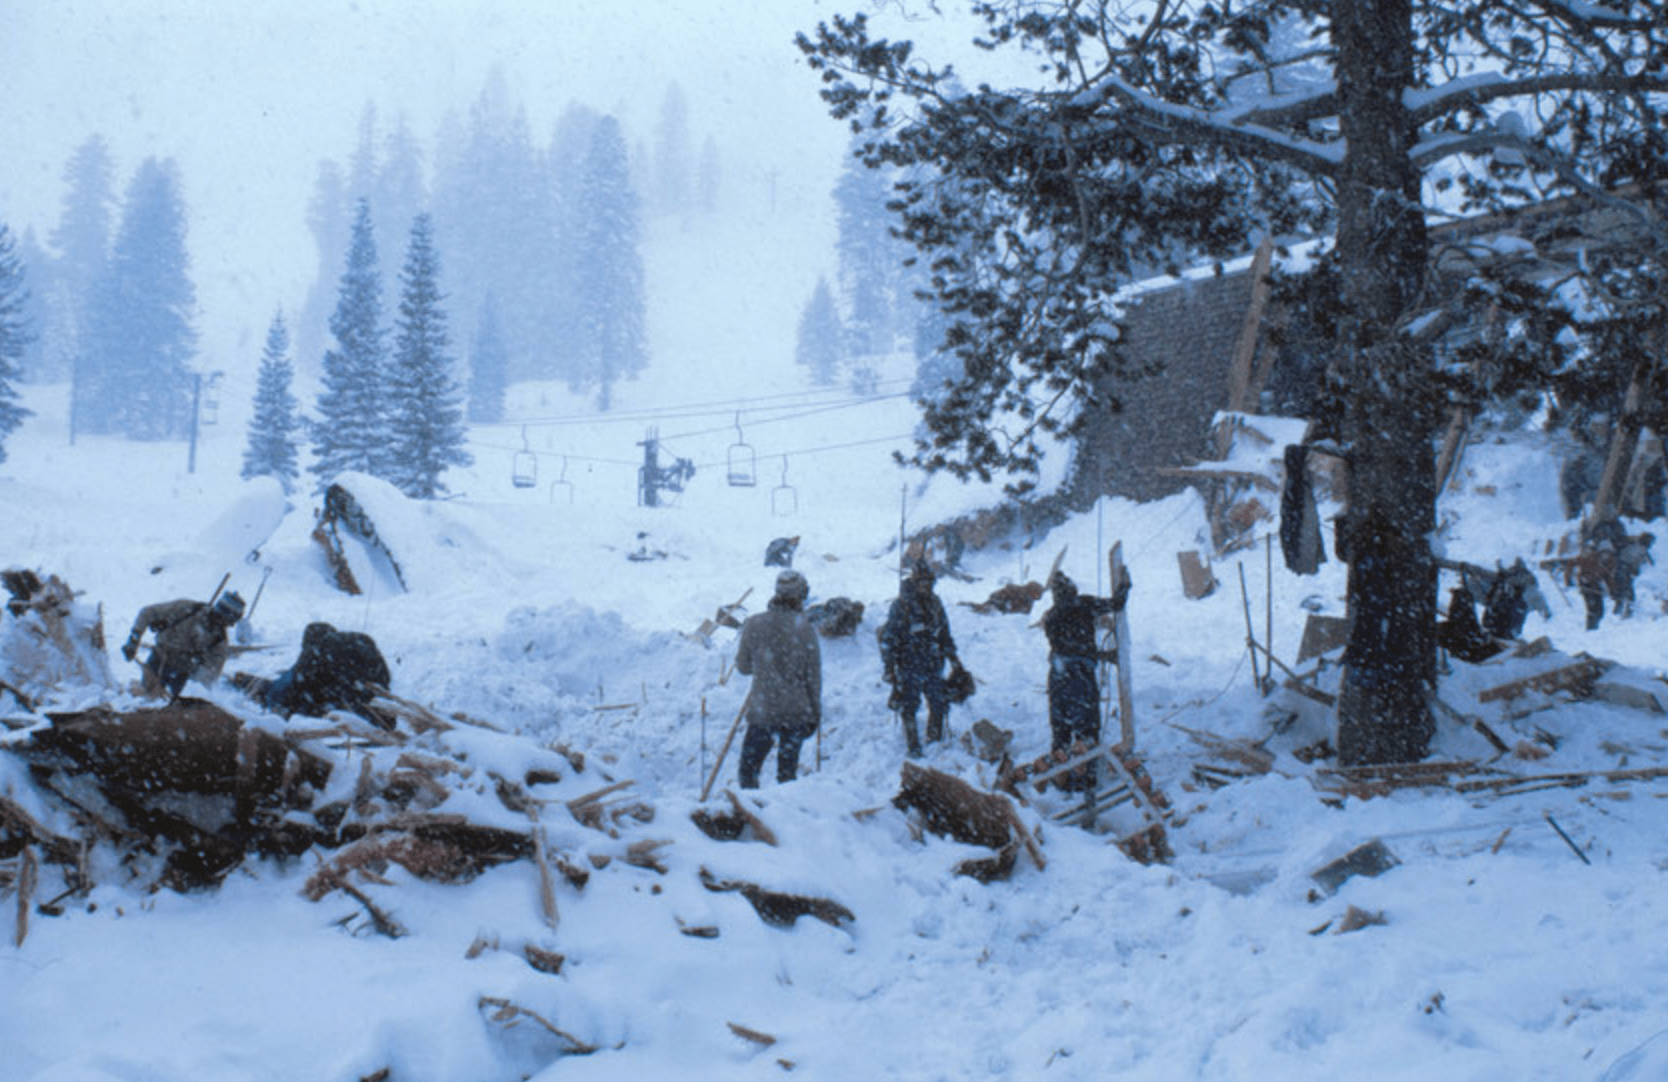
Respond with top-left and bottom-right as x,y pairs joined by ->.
1219,237 -> 1278,460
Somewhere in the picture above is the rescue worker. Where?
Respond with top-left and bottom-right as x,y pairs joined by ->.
122,591 -> 246,698
733,570 -> 822,789
1573,536 -> 1617,631
261,621 -> 392,725
879,560 -> 961,757
1611,533 -> 1655,617
1041,568 -> 1132,767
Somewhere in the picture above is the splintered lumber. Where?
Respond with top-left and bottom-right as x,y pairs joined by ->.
690,790 -> 779,845
1430,695 -> 1510,754
727,1022 -> 778,1047
624,838 -> 673,874
0,795 -> 81,864
1477,658 -> 1611,703
566,779 -> 638,830
1455,764 -> 1668,796
478,996 -> 597,1055
14,846 -> 36,947
523,944 -> 565,975
1166,721 -> 1275,775
341,882 -> 405,939
366,691 -> 453,733
1316,760 -> 1484,797
699,867 -> 855,928
893,762 -> 1046,878
529,808 -> 560,931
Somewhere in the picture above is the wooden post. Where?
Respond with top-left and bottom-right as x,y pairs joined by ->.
1109,543 -> 1135,751
1591,361 -> 1649,522
700,692 -> 752,801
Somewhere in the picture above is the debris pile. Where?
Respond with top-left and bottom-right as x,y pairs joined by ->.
1,569 -> 113,710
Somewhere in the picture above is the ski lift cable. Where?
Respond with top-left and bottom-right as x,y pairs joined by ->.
684,431 -> 918,472
656,393 -> 916,442
491,381 -> 917,430
462,438 -> 640,469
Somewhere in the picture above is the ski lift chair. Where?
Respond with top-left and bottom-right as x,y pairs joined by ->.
549,456 -> 574,504
513,426 -> 538,489
727,413 -> 757,487
772,455 -> 799,516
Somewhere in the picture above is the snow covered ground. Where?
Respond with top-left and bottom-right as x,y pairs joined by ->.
7,218 -> 1668,1081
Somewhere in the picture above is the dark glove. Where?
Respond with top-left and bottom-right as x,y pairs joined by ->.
883,664 -> 897,685
888,686 -> 906,712
121,636 -> 140,662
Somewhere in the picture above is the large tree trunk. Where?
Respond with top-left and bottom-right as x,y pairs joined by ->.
1331,0 -> 1438,764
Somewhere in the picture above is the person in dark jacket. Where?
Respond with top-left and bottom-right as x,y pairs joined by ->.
879,560 -> 960,757
734,570 -> 822,788
1041,569 -> 1131,758
261,622 -> 392,725
122,591 -> 246,698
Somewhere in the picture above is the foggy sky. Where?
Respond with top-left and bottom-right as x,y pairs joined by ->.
0,0 -> 886,368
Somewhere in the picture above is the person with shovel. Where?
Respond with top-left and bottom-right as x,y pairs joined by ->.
733,570 -> 822,789
880,559 -> 963,757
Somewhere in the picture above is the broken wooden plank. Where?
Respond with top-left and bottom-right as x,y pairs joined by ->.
1311,838 -> 1400,896
1430,694 -> 1511,754
727,1022 -> 777,1047
1476,657 -> 1611,704
1456,764 -> 1668,795
1296,614 -> 1351,664
1177,550 -> 1218,600
478,996 -> 597,1055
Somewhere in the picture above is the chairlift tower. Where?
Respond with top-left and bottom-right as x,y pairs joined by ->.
639,426 -> 696,507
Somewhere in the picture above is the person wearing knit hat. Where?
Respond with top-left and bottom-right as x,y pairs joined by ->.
732,570 -> 822,788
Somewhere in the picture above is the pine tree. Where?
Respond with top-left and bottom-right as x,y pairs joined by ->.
801,0 -> 1668,763
75,157 -> 197,441
833,142 -> 905,359
241,310 -> 301,494
311,198 -> 387,487
0,224 -> 34,463
796,277 -> 844,387
467,294 -> 508,424
574,115 -> 648,411
387,213 -> 471,498
652,82 -> 693,219
52,135 -> 115,308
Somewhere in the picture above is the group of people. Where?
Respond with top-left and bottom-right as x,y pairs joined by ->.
123,559 -> 1139,791
1571,517 -> 1656,630
122,590 -> 390,723
732,558 -> 1133,789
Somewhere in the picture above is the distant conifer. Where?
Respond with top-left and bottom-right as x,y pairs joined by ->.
241,310 -> 301,494
386,213 -> 471,498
